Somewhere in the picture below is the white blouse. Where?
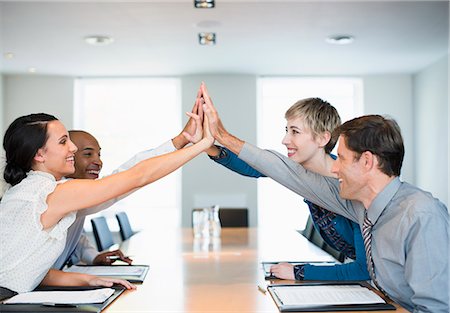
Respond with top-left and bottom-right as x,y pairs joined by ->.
0,171 -> 75,293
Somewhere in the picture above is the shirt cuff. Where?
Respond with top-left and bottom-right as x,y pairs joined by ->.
208,145 -> 228,160
293,264 -> 305,281
81,247 -> 99,265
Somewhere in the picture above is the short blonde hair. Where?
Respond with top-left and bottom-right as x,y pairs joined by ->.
285,98 -> 341,154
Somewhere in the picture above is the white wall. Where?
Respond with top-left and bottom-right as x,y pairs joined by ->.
362,75 -> 414,184
0,75 -> 3,134
180,75 -> 258,227
3,72 -> 443,224
3,75 -> 74,129
413,56 -> 448,205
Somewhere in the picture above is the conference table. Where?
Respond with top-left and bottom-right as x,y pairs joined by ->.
106,227 -> 406,313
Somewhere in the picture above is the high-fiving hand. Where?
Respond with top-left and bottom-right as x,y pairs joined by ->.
199,82 -> 227,142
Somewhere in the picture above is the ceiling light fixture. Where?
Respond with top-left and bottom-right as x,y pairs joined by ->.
326,35 -> 354,45
194,0 -> 215,9
28,67 -> 36,73
199,32 -> 216,45
84,35 -> 114,46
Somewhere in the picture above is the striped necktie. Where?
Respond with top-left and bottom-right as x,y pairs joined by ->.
362,211 -> 387,295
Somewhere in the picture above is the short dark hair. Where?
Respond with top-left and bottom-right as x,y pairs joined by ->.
334,115 -> 404,177
3,113 -> 58,186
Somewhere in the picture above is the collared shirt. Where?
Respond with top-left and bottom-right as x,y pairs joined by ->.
239,142 -> 449,313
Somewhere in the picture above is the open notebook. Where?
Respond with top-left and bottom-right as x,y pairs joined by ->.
0,286 -> 125,313
268,282 -> 396,312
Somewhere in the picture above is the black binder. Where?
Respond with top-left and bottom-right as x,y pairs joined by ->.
0,285 -> 125,313
267,282 -> 396,312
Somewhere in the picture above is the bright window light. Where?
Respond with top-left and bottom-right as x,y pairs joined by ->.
74,78 -> 181,232
257,77 -> 363,231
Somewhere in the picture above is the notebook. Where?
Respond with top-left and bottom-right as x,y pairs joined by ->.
0,285 -> 125,313
268,282 -> 396,312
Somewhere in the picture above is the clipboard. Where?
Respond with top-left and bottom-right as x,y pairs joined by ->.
262,261 -> 336,280
64,264 -> 149,283
0,285 -> 125,312
267,282 -> 396,312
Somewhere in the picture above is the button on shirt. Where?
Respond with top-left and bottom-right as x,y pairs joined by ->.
239,143 -> 449,313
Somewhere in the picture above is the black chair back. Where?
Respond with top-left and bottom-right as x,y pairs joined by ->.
218,208 -> 249,227
91,216 -> 115,251
116,211 -> 135,241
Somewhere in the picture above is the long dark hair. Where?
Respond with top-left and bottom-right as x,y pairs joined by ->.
3,113 -> 58,186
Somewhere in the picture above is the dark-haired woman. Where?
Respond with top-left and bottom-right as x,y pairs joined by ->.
0,112 -> 211,293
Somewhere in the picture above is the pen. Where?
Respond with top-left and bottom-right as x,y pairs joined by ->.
106,255 -> 131,260
257,285 -> 267,295
42,302 -> 78,308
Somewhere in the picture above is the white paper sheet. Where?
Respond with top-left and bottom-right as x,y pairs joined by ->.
272,285 -> 385,306
65,265 -> 145,276
4,288 -> 115,304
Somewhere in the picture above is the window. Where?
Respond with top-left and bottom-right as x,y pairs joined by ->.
257,77 -> 363,230
74,78 -> 181,231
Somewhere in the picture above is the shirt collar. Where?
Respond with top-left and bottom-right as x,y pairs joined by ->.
366,177 -> 401,224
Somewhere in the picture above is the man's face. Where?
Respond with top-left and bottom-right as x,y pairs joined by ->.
331,136 -> 367,201
69,132 -> 103,179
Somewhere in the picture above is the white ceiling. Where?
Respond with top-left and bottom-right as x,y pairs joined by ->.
0,0 -> 448,77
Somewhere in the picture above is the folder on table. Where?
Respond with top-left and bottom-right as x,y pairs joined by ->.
0,285 -> 125,312
267,282 -> 396,312
262,261 -> 336,280
65,264 -> 149,283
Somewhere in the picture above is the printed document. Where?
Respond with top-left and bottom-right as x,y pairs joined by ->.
272,285 -> 385,306
4,288 -> 115,304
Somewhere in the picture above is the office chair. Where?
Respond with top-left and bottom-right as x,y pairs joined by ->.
218,208 -> 249,227
91,216 -> 115,251
115,211 -> 135,241
300,216 -> 345,263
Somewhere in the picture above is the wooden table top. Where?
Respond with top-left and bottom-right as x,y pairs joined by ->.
105,227 -> 406,313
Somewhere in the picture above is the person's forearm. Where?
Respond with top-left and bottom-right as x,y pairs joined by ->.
215,130 -> 245,155
40,269 -> 91,287
134,137 -> 211,187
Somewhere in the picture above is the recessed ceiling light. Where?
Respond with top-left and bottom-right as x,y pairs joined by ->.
199,32 -> 216,45
28,67 -> 36,73
84,35 -> 114,46
4,52 -> 14,59
194,0 -> 215,9
326,35 -> 354,45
